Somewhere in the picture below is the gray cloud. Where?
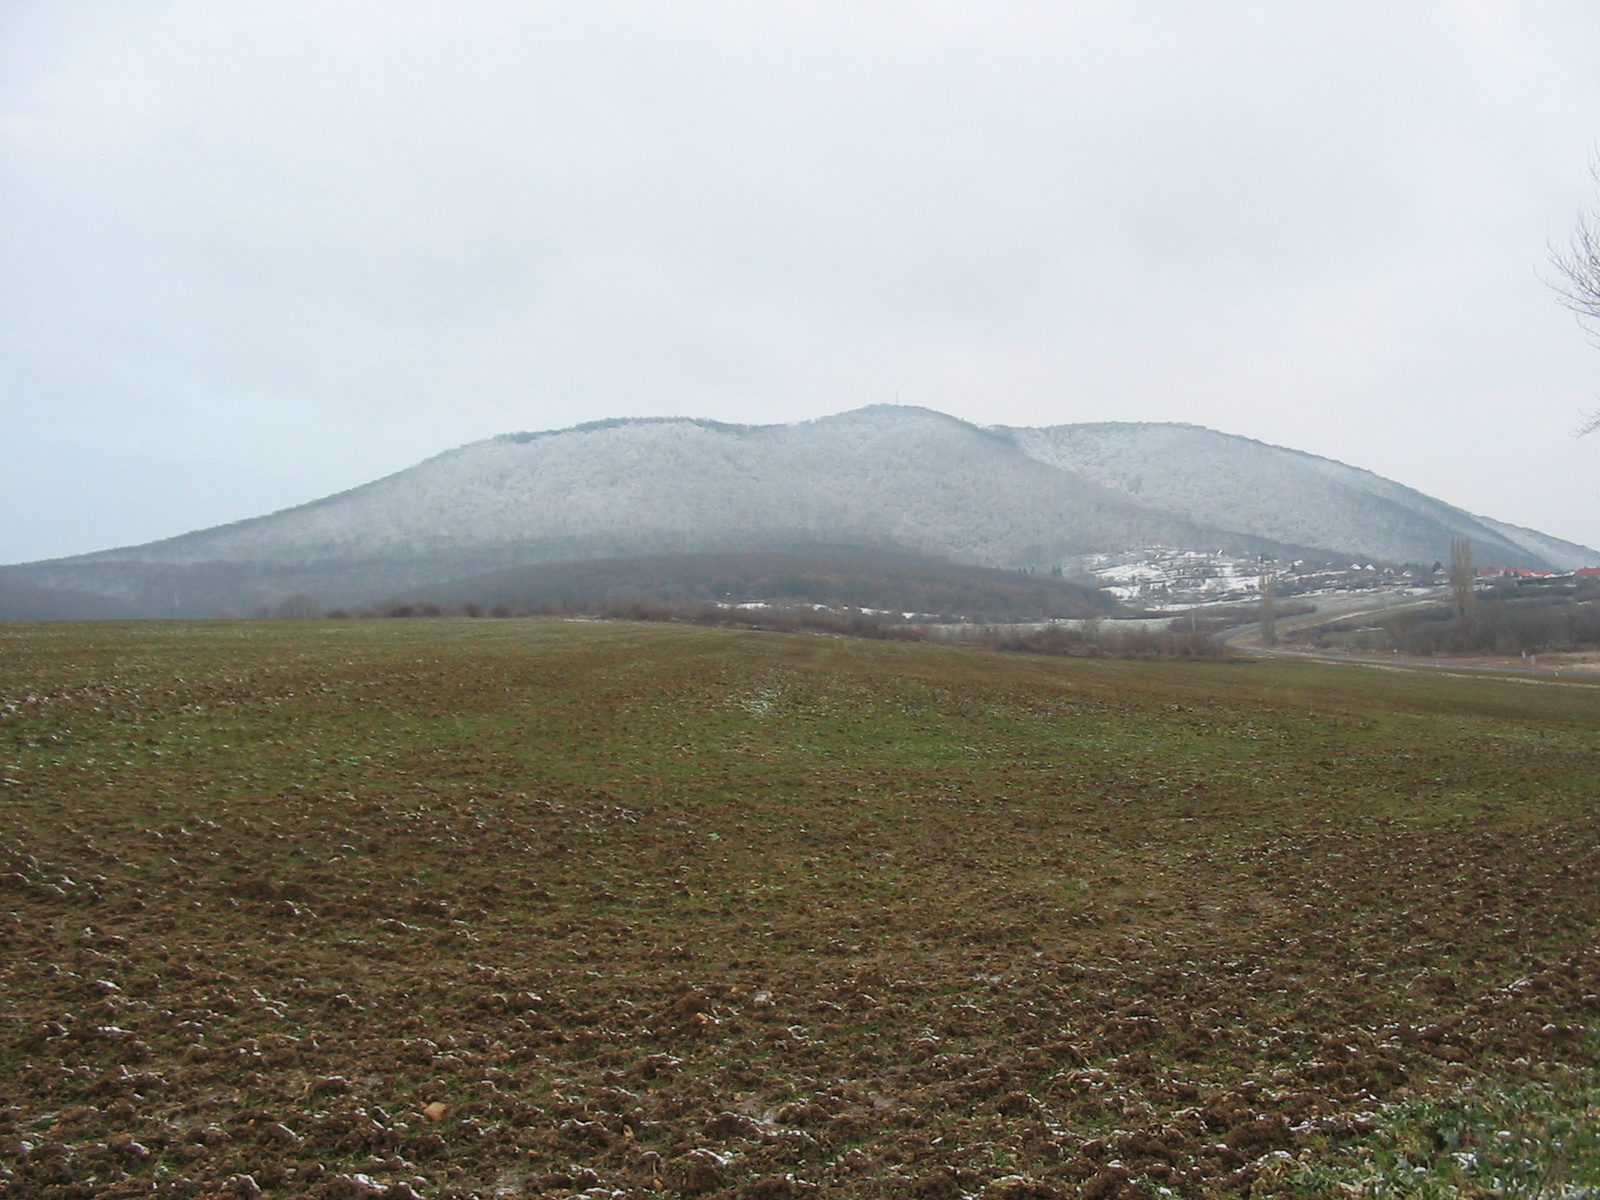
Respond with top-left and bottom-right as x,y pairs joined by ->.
4,0 -> 1600,562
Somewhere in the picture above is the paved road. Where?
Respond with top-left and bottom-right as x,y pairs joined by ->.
1216,587 -> 1443,651
1220,587 -> 1600,685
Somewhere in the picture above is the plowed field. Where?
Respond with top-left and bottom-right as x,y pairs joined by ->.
2,619 -> 1599,1200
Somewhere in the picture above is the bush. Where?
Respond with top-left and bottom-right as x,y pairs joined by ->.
1289,582 -> 1600,657
953,623 -> 1233,661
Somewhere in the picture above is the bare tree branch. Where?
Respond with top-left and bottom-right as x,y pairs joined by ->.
1550,218 -> 1600,332
1548,158 -> 1600,436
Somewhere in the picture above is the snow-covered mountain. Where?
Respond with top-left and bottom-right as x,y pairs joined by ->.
1001,421 -> 1600,573
3,405 -> 1594,618
1469,515 -> 1599,574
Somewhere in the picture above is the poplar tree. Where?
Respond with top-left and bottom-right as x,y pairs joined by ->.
1258,564 -> 1277,646
1450,537 -> 1476,627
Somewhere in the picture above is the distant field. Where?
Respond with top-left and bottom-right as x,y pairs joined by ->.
3,619 -> 1600,1200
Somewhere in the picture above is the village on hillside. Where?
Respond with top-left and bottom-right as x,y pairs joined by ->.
1080,547 -> 1438,610
1081,547 -> 1600,612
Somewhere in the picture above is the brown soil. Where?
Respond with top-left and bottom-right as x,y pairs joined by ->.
2,619 -> 1599,1200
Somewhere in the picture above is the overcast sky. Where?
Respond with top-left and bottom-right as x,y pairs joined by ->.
5,1 -> 1600,564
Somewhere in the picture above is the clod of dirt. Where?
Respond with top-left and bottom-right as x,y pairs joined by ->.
995,1090 -> 1038,1116
1224,1114 -> 1292,1156
672,1147 -> 732,1195
774,1102 -> 824,1127
260,1121 -> 303,1146
983,1175 -> 1065,1200
226,1175 -> 263,1198
669,990 -> 713,1019
421,1102 -> 448,1122
108,1133 -> 149,1159
410,1133 -> 447,1159
325,1173 -> 388,1199
743,1173 -> 819,1198
1079,1166 -> 1142,1200
915,1168 -> 964,1200
705,1111 -> 762,1140
629,1053 -> 683,1080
